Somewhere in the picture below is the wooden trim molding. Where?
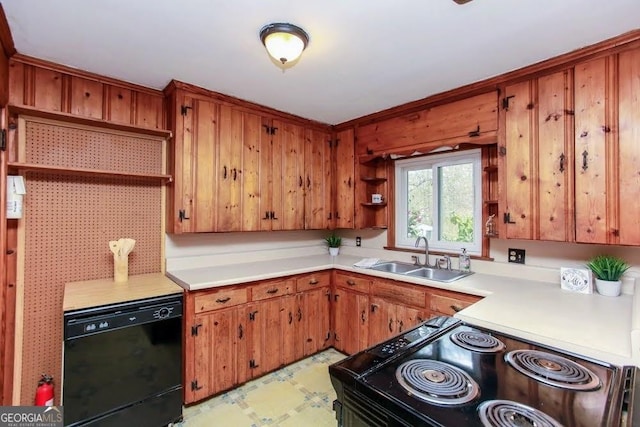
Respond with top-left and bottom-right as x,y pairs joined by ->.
334,29 -> 640,130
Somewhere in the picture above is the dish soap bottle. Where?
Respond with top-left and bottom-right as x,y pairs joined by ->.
459,248 -> 471,272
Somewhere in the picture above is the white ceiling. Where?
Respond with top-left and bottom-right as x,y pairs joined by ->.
2,0 -> 640,124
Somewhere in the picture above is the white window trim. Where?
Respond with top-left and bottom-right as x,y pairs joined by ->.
395,149 -> 482,255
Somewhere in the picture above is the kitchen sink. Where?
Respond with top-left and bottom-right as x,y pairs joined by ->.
368,262 -> 419,274
404,267 -> 472,283
368,261 -> 472,283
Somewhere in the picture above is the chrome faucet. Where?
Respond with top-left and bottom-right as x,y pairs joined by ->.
414,236 -> 431,267
437,255 -> 452,270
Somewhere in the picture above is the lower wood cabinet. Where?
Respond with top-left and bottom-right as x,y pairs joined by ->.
184,269 -> 482,404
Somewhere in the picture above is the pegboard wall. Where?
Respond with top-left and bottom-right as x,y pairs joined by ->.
18,119 -> 164,404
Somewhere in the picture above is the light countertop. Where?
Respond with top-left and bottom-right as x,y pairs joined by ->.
64,272 -> 184,311
166,254 -> 637,366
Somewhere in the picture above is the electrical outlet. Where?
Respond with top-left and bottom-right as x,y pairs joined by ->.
356,236 -> 362,247
508,248 -> 525,264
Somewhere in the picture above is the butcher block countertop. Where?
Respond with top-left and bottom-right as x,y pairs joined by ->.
167,254 -> 637,366
64,272 -> 183,311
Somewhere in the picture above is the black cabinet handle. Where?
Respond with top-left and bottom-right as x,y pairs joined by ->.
582,150 -> 589,171
263,211 -> 270,220
450,305 -> 463,313
371,304 -> 378,313
503,212 -> 516,224
299,176 -> 303,187
223,165 -> 227,179
216,297 -> 231,304
307,176 -> 311,188
398,320 -> 404,332
238,324 -> 243,339
288,312 -> 293,325
559,153 -> 565,172
309,279 -> 319,285
233,168 -> 237,181
266,288 -> 279,294
361,310 -> 366,324
298,308 -> 302,322
388,319 -> 393,332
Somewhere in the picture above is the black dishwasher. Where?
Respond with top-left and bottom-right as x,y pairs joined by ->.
63,294 -> 183,426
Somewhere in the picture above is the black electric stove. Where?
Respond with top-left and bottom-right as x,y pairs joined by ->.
329,317 -> 640,427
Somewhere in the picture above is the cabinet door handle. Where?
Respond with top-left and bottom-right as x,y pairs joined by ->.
288,312 -> 293,325
503,212 -> 516,224
450,305 -> 463,313
263,211 -> 270,220
298,308 -> 303,322
559,153 -> 565,172
335,211 -> 341,219
326,291 -> 331,301
347,177 -> 352,188
307,176 -> 311,188
346,280 -> 356,286
223,165 -> 227,179
371,303 -> 379,313
238,324 -> 243,339
309,279 -> 318,285
266,288 -> 279,294
582,150 -> 589,171
271,211 -> 278,220
299,176 -> 303,187
361,310 -> 366,324
233,168 -> 237,181
398,320 -> 404,332
216,297 -> 231,304
334,294 -> 339,301
388,319 -> 393,332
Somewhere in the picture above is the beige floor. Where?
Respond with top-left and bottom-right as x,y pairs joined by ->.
178,349 -> 346,427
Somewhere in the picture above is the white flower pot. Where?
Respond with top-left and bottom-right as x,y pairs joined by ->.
594,278 -> 622,297
329,247 -> 340,256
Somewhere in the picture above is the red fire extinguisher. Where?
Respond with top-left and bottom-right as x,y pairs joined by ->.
35,374 -> 54,406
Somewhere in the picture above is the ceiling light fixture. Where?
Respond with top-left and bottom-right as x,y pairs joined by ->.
259,23 -> 309,68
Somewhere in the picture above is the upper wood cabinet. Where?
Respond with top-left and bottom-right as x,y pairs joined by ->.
334,128 -> 355,229
355,91 -> 498,156
165,83 -> 333,233
499,70 -> 574,241
499,45 -> 640,245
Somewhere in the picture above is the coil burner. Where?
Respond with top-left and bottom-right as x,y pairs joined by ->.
450,330 -> 506,353
505,350 -> 601,391
395,359 -> 479,405
478,399 -> 562,427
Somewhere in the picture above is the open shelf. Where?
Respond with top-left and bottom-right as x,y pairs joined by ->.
8,162 -> 173,182
360,176 -> 387,183
484,200 -> 498,205
361,202 -> 388,207
483,165 -> 498,173
9,104 -> 173,139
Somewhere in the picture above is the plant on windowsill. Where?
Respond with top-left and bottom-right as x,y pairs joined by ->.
325,233 -> 342,256
586,255 -> 630,297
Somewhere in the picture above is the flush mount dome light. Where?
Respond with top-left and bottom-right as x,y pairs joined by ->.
260,23 -> 309,67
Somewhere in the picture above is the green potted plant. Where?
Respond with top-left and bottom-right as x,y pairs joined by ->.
325,233 -> 342,256
586,255 -> 630,297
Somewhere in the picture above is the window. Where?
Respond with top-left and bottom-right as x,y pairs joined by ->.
395,149 -> 482,254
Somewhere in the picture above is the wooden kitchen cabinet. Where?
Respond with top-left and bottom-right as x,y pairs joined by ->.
500,70 -> 574,241
333,272 -> 371,354
296,272 -> 332,356
304,128 -> 332,230
355,91 -> 498,156
369,279 -> 427,345
428,289 -> 481,317
333,128 -> 355,229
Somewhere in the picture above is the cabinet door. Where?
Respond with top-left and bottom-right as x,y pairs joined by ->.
244,299 -> 283,378
335,128 -> 355,228
617,48 -> 640,245
396,305 -> 426,333
274,120 -> 305,230
281,294 -> 300,365
537,71 -> 574,241
333,289 -> 369,355
301,287 -> 331,356
189,309 -> 237,402
173,96 -> 219,233
501,81 -> 535,239
217,105 -> 243,232
242,111 -> 265,231
369,297 -> 396,346
260,118 -> 277,231
304,128 -> 331,230
574,57 -> 614,244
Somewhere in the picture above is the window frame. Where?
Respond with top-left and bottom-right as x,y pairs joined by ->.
394,148 -> 483,255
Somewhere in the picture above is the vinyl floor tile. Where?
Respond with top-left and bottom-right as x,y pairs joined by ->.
177,348 -> 346,427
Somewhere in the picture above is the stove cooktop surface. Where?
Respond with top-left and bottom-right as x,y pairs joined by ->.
344,320 -> 628,427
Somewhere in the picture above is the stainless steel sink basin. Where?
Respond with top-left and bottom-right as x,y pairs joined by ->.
404,267 -> 472,283
369,261 -> 473,283
369,261 -> 418,274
